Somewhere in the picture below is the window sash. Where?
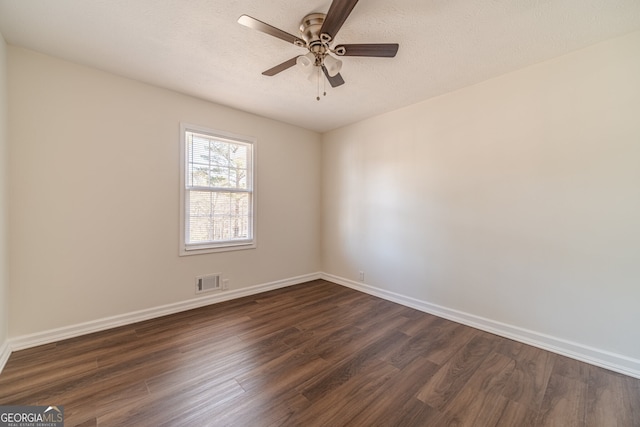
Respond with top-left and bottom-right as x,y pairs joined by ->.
186,132 -> 253,191
184,189 -> 253,247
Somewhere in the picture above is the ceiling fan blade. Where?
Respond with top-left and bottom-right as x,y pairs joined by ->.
334,43 -> 399,57
262,57 -> 299,76
238,15 -> 306,47
320,0 -> 359,41
322,65 -> 345,88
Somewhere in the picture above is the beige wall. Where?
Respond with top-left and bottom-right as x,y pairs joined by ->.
8,47 -> 321,337
0,34 -> 8,355
322,31 -> 640,361
5,30 -> 640,375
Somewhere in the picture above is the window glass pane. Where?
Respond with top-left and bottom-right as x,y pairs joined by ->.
186,190 -> 251,244
237,173 -> 247,188
191,135 -> 211,164
210,166 -> 229,187
189,164 -> 209,187
230,144 -> 247,166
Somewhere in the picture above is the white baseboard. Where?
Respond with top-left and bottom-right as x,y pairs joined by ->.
8,272 -> 322,352
321,273 -> 640,380
5,271 -> 640,381
0,339 -> 10,373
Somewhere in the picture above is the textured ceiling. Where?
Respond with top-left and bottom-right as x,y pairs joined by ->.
1,0 -> 640,132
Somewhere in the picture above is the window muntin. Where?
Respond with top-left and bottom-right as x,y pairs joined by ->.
180,124 -> 255,254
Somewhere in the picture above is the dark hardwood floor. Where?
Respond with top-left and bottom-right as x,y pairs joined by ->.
1,280 -> 638,426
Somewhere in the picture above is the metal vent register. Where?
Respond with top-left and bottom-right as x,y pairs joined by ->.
196,274 -> 221,293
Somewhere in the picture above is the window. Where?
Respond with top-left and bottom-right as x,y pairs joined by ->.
180,123 -> 256,255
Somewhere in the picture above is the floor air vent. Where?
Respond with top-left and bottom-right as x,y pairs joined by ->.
196,274 -> 221,294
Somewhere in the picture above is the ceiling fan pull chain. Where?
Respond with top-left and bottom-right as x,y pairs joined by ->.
317,66 -> 321,101
323,68 -> 327,97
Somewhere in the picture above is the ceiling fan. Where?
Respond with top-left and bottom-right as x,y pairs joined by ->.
238,0 -> 399,98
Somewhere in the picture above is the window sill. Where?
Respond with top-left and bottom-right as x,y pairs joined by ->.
179,241 -> 257,256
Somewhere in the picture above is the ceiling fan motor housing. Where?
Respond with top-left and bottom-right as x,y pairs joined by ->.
299,13 -> 326,46
299,13 -> 331,66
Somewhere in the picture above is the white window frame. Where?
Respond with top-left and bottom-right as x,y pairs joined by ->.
179,123 -> 257,256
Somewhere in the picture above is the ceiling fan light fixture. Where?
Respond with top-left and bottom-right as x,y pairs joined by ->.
296,52 -> 316,68
323,54 -> 342,77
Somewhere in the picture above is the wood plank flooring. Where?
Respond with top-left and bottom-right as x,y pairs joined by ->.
1,280 -> 638,426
